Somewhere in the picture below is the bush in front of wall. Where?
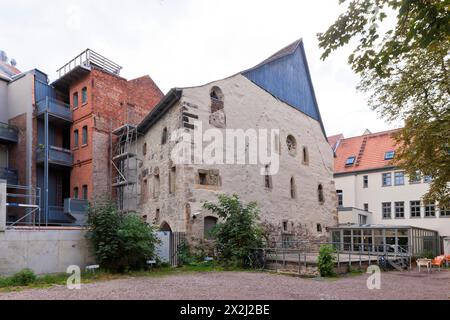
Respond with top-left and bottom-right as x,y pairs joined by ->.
87,197 -> 159,273
318,244 -> 337,277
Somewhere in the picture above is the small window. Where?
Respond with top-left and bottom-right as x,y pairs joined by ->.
73,92 -> 79,108
425,202 -> 436,217
385,151 -> 395,160
382,202 -> 392,219
410,201 -> 421,218
74,129 -> 79,148
346,156 -> 356,166
153,173 -> 160,198
394,172 -> 405,186
382,173 -> 392,186
363,176 -> 369,188
441,204 -> 450,217
82,126 -> 88,145
142,142 -> 147,156
264,165 -> 272,190
169,166 -> 176,194
73,187 -> 79,199
199,172 -> 208,185
81,87 -> 88,104
286,135 -> 297,155
336,190 -> 343,207
409,171 -> 421,184
302,147 -> 309,165
283,221 -> 288,232
395,202 -> 405,218
364,203 -> 369,212
290,177 -> 296,199
318,184 -> 325,204
161,127 -> 168,145
82,185 -> 88,200
317,224 -> 322,233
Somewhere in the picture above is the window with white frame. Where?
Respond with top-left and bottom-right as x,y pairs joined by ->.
425,202 -> 436,217
382,173 -> 392,186
382,202 -> 392,219
394,172 -> 405,186
395,202 -> 405,218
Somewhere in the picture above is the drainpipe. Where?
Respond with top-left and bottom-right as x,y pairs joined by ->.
44,97 -> 49,226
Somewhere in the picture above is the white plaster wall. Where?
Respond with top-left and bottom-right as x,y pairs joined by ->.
335,170 -> 450,237
136,74 -> 338,242
0,80 -> 8,123
0,229 -> 95,276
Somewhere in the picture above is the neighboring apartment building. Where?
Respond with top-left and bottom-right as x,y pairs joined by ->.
130,39 -> 338,244
331,129 -> 450,240
1,49 -> 163,226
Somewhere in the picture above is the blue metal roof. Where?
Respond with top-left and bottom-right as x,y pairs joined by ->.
242,39 -> 326,136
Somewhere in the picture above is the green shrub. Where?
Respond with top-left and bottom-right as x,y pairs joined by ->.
177,241 -> 194,266
318,245 -> 336,277
87,198 -> 159,273
421,251 -> 436,259
203,194 -> 264,268
10,269 -> 37,286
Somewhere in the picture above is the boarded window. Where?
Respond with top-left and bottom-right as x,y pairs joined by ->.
204,216 -> 218,240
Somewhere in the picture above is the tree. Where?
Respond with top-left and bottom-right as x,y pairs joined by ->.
87,198 -> 159,272
203,194 -> 264,267
318,0 -> 449,205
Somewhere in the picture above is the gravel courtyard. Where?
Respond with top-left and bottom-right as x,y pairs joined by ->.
1,270 -> 449,300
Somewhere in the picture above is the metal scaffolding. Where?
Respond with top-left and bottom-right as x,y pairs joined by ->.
111,123 -> 140,213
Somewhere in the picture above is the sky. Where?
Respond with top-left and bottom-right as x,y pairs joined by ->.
0,0 -> 401,138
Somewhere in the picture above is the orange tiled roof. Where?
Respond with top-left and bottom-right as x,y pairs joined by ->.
334,129 -> 402,174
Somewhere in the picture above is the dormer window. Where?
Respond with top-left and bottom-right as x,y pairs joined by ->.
385,151 -> 395,160
345,156 -> 356,166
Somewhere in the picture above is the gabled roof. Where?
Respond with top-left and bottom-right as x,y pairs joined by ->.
242,38 -> 327,137
334,129 -> 402,175
327,134 -> 344,152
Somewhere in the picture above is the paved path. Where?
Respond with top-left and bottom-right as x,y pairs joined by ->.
1,270 -> 449,300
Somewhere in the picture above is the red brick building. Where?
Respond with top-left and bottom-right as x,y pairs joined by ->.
48,50 -> 163,218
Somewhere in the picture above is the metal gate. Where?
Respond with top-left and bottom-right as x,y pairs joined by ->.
156,231 -> 186,267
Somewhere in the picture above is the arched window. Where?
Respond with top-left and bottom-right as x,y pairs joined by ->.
161,127 -> 168,145
290,177 -> 296,199
160,221 -> 172,232
286,135 -> 297,156
204,216 -> 218,240
318,184 -> 325,204
210,86 -> 224,113
302,146 -> 309,165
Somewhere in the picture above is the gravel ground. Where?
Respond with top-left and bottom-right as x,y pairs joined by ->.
0,270 -> 449,300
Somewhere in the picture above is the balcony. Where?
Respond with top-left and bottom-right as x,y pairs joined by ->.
0,122 -> 18,144
0,167 -> 18,185
37,146 -> 73,168
36,97 -> 72,124
64,198 -> 89,226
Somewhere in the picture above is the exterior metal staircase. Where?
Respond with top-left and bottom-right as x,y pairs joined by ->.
378,245 -> 411,271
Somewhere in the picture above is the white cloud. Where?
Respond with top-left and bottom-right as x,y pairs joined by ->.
0,0 -> 397,138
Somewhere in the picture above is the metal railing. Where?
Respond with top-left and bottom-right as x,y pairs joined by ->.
37,146 -> 73,166
0,167 -> 18,185
254,242 -> 412,273
6,185 -> 41,229
0,122 -> 18,143
36,97 -> 72,122
56,49 -> 122,79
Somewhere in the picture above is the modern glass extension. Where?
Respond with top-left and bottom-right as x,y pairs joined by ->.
329,225 -> 440,257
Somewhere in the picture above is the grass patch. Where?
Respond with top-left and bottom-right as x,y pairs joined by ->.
0,262 -> 244,293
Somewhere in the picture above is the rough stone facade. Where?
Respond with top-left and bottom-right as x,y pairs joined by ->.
134,74 -> 338,245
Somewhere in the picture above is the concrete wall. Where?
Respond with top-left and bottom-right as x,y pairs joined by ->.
134,74 -> 338,244
0,228 -> 95,276
335,170 -> 450,237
